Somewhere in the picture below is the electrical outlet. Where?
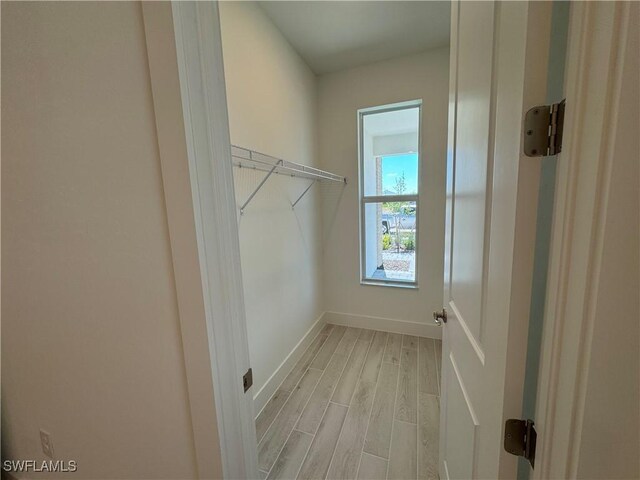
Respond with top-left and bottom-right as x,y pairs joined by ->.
40,429 -> 54,458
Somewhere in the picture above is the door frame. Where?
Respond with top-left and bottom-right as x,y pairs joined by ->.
142,1 -> 258,479
141,0 -> 632,478
533,2 -> 635,478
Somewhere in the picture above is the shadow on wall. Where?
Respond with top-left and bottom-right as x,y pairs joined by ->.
234,165 -> 349,256
234,165 -> 284,216
291,182 -> 322,255
318,181 -> 347,251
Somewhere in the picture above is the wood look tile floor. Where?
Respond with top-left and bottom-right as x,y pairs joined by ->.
255,325 -> 442,480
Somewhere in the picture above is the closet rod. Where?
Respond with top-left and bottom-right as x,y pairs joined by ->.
230,145 -> 346,215
231,145 -> 346,183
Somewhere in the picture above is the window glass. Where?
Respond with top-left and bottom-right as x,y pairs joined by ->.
361,107 -> 420,197
363,201 -> 417,282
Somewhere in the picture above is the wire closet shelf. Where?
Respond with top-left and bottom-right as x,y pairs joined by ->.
230,145 -> 347,214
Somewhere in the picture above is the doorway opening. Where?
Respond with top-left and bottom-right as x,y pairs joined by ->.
218,1 -> 449,478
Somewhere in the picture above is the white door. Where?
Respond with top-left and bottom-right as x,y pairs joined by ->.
439,2 -> 554,478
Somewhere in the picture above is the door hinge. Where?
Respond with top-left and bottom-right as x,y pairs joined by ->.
243,368 -> 253,393
524,99 -> 565,157
504,419 -> 537,468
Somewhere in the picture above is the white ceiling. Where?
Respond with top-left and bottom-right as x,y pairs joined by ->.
258,1 -> 451,75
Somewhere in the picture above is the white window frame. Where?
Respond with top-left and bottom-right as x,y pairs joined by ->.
357,99 -> 423,288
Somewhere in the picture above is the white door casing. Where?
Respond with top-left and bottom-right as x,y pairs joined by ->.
142,1 -> 259,478
533,2 -> 639,478
440,2 -> 553,478
170,2 -> 259,477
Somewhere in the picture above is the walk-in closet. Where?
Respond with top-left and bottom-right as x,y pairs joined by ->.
218,3 -> 449,479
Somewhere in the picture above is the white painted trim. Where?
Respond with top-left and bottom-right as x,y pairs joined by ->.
141,3 -> 223,477
144,1 -> 259,478
533,2 -> 632,478
253,314 -> 326,416
323,311 -> 442,339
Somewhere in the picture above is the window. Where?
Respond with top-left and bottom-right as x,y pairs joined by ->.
358,101 -> 421,287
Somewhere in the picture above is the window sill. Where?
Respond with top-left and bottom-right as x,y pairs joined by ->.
360,280 -> 418,290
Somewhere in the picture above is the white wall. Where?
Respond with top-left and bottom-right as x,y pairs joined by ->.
219,2 -> 324,409
1,2 -> 206,478
576,5 -> 639,476
318,49 -> 449,336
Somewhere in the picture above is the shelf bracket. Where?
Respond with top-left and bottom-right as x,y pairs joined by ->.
291,180 -> 316,209
240,159 -> 283,215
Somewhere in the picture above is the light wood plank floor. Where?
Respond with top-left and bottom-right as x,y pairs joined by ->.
255,325 -> 442,480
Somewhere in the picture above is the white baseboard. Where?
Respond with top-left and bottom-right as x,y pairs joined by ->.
322,311 -> 442,339
253,313 -> 326,416
253,310 -> 440,417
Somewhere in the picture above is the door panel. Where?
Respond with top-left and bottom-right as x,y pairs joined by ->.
450,1 -> 494,347
443,353 -> 479,480
440,1 -> 553,478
